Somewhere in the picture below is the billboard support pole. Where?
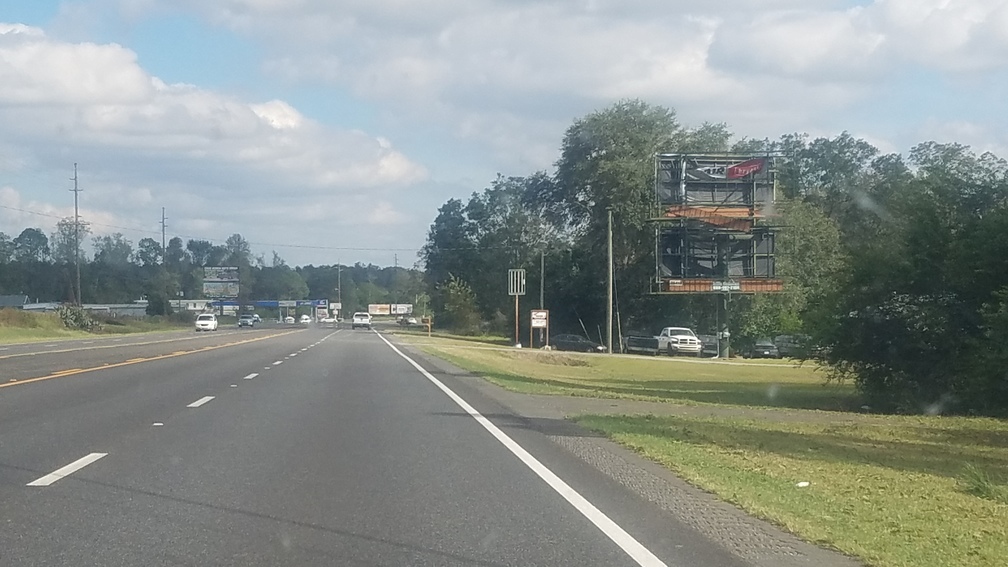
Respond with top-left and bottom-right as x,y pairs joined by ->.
718,294 -> 730,358
514,294 -> 519,347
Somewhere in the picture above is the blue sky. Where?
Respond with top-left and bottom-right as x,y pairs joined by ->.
1,0 -> 1006,267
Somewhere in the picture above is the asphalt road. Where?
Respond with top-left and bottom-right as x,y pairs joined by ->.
0,326 -> 749,566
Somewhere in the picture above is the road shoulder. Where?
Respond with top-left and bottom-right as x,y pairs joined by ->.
394,338 -> 863,567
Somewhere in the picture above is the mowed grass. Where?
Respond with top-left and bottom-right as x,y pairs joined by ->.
405,335 -> 858,411
574,414 -> 1008,567
401,334 -> 1008,567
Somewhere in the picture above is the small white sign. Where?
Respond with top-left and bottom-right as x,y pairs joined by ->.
712,281 -> 741,292
531,309 -> 549,328
508,269 -> 526,296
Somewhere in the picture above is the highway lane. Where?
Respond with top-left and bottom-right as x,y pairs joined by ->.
1,327 -> 746,566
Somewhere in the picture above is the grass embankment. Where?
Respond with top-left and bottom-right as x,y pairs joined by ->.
402,334 -> 1008,567
0,308 -> 188,343
406,334 -> 857,411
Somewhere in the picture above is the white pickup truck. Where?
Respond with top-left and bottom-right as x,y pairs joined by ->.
623,327 -> 703,357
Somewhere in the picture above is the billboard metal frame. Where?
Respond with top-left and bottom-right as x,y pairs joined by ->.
650,153 -> 784,296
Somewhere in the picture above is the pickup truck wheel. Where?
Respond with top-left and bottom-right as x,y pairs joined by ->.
667,345 -> 676,357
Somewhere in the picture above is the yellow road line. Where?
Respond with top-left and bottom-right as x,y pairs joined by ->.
0,331 -> 299,390
0,329 -> 302,361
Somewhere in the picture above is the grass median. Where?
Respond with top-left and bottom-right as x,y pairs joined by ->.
401,334 -> 1008,567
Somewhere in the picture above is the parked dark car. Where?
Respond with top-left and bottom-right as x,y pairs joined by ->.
774,334 -> 812,358
697,334 -> 719,357
551,334 -> 606,353
746,338 -> 781,359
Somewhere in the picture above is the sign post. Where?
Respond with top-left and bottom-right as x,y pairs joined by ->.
530,309 -> 549,348
508,269 -> 526,346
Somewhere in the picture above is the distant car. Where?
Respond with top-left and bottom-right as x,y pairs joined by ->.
252,313 -> 262,323
351,312 -> 372,330
774,334 -> 810,358
550,334 -> 606,353
320,316 -> 335,324
237,313 -> 256,327
300,314 -> 311,324
397,316 -> 419,326
697,334 -> 719,357
284,315 -> 295,324
195,313 -> 218,332
747,338 -> 781,359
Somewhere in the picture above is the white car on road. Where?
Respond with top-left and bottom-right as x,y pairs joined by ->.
195,313 -> 218,332
351,312 -> 372,330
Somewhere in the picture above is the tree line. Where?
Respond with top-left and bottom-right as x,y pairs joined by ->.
421,99 -> 1008,416
0,230 -> 423,318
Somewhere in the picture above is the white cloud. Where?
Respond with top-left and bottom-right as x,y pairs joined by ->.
0,22 -> 427,193
6,1 -> 1006,265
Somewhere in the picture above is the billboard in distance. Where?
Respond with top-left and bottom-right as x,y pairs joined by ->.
655,154 -> 775,207
368,304 -> 391,316
203,281 -> 240,298
204,266 -> 240,281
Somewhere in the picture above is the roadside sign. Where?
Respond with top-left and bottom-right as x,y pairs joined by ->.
530,309 -> 549,328
508,269 -> 526,296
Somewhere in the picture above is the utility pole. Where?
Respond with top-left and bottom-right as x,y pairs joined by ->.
70,163 -> 82,305
606,208 -> 613,355
160,207 -> 167,264
539,249 -> 545,309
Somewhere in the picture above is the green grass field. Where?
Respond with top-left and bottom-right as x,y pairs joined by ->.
0,308 -> 188,343
401,334 -> 1008,567
406,336 -> 858,411
575,414 -> 1008,567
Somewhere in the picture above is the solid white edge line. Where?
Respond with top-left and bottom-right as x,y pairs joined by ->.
27,452 -> 107,486
375,333 -> 668,567
187,395 -> 215,408
243,373 -> 259,380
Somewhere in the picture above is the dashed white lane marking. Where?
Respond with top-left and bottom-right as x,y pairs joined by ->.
44,344 -> 57,347
273,360 -> 283,366
243,373 -> 258,380
289,353 -> 298,357
27,453 -> 107,487
152,422 -> 164,427
300,348 -> 308,352
377,334 -> 668,567
187,396 -> 215,408
230,384 -> 237,388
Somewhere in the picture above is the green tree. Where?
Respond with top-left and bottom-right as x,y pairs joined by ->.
136,238 -> 163,267
50,217 -> 92,265
165,237 -> 187,269
13,227 -> 50,263
93,233 -> 133,265
0,232 -> 12,263
441,274 -> 480,334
